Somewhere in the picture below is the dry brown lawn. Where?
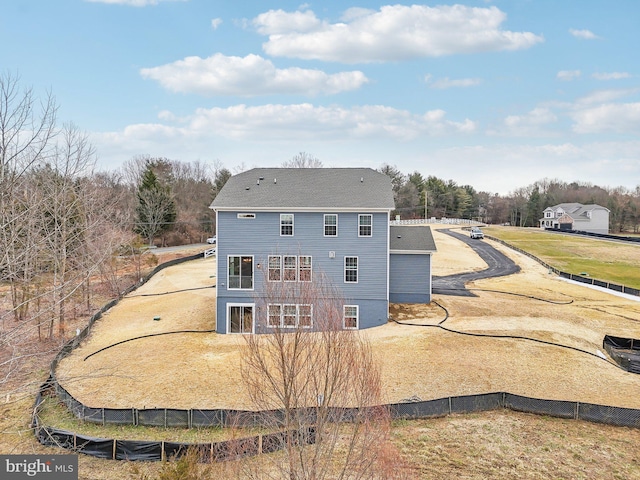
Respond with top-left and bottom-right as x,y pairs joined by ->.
55,225 -> 640,412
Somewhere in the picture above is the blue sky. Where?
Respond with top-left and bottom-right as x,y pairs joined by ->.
2,0 -> 639,194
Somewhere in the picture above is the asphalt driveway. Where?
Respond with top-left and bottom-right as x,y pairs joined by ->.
433,229 -> 520,296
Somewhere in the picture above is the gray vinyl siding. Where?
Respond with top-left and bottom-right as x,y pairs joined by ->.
389,253 -> 432,304
216,210 -> 390,333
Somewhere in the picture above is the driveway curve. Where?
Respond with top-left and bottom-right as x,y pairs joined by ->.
433,229 -> 520,296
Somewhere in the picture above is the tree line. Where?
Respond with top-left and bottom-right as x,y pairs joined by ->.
377,164 -> 640,233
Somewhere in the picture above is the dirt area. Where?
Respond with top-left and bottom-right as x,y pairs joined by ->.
56,227 -> 640,411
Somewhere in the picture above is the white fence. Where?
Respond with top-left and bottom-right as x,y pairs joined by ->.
390,218 -> 482,226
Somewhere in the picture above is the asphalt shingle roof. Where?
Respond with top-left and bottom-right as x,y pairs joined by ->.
389,225 -> 437,253
211,168 -> 395,210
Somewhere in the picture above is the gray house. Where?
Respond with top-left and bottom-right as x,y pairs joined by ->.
539,203 -> 610,234
210,167 -> 436,334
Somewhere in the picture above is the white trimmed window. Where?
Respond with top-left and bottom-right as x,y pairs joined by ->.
343,305 -> 358,329
299,256 -> 312,282
268,255 -> 282,281
324,214 -> 337,236
228,256 -> 253,289
299,305 -> 312,328
283,304 -> 297,327
344,256 -> 358,283
269,255 -> 312,282
280,214 -> 294,236
267,304 -> 282,327
284,256 -> 297,281
358,214 -> 372,236
267,304 -> 313,328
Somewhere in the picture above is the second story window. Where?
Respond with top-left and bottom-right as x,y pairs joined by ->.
268,255 -> 312,282
281,214 -> 294,236
284,255 -> 297,281
268,255 -> 281,281
299,256 -> 312,281
358,214 -> 372,237
324,214 -> 337,236
344,256 -> 358,283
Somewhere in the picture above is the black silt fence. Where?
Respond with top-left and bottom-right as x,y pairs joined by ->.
450,392 -> 503,414
103,408 -> 136,426
504,393 -> 576,419
115,440 -> 162,461
389,397 -> 450,419
578,403 -> 640,428
75,435 -> 115,459
192,409 -> 225,428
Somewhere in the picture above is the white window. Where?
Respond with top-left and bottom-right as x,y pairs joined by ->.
545,212 -> 552,218
299,256 -> 312,282
298,305 -> 312,328
344,256 -> 358,283
280,214 -> 294,236
267,304 -> 281,328
228,256 -> 253,289
324,214 -> 337,236
267,304 -> 313,328
238,213 -> 256,219
268,255 -> 281,281
284,255 -> 297,281
343,305 -> 358,329
228,304 -> 254,334
283,304 -> 297,327
358,214 -> 372,237
269,255 -> 312,282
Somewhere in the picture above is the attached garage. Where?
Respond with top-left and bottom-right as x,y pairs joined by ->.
389,225 -> 437,304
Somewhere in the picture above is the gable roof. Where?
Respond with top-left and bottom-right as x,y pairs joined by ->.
390,225 -> 437,253
211,168 -> 395,211
544,203 -> 610,219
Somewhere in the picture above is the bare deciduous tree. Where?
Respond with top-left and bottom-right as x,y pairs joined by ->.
240,270 -> 397,479
281,152 -> 323,168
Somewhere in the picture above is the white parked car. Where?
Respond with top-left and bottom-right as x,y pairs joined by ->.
206,235 -> 217,244
470,227 -> 484,239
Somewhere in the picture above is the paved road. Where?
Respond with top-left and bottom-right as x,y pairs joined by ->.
433,229 -> 520,297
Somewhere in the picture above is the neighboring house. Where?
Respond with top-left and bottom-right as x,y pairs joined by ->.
210,167 -> 436,334
539,203 -> 610,234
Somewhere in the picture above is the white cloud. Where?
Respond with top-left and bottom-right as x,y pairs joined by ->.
576,88 -> 639,106
253,9 -> 322,35
85,0 -> 185,6
140,54 -> 368,96
211,18 -> 222,30
592,72 -> 631,80
96,103 -> 476,145
488,107 -> 558,137
569,28 -> 599,40
557,70 -> 581,81
427,76 -> 482,89
340,7 -> 376,22
253,5 -> 543,63
572,102 -> 640,134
